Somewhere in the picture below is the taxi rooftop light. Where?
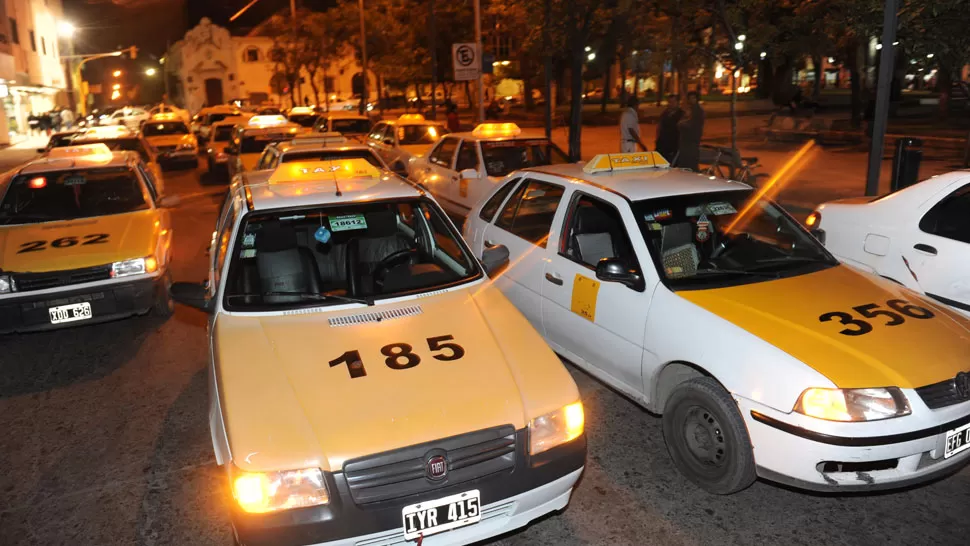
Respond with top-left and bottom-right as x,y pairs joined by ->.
583,152 -> 670,174
249,115 -> 289,127
293,132 -> 347,145
268,159 -> 382,185
472,123 -> 522,138
398,113 -> 425,122
47,143 -> 114,160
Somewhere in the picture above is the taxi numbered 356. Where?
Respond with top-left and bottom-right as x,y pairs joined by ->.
0,144 -> 175,333
170,158 -> 585,545
464,151 -> 970,494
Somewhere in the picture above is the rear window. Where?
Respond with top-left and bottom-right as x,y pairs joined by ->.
330,119 -> 371,134
288,114 -> 318,128
213,125 -> 235,142
74,138 -> 150,162
281,149 -> 385,169
241,133 -> 292,154
0,167 -> 149,225
397,124 -> 447,145
480,140 -> 569,177
208,113 -> 237,124
142,121 -> 189,136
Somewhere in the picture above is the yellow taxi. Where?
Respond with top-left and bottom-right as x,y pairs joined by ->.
170,159 -> 585,545
141,112 -> 199,168
227,115 -> 305,179
367,114 -> 449,173
0,144 -> 176,333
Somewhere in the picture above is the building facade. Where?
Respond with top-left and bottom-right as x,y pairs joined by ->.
166,17 -> 375,114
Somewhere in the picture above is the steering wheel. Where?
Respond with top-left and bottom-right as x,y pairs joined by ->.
373,248 -> 418,288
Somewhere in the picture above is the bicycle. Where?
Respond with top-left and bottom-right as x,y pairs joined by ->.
699,144 -> 765,185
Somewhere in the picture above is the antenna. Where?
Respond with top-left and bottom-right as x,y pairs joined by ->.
331,160 -> 343,196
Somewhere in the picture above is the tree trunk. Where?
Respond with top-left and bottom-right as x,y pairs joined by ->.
464,81 -> 473,110
756,58 -> 772,99
600,58 -> 612,113
812,54 -> 823,99
848,45 -> 863,128
569,47 -> 584,161
308,67 -> 321,107
322,67 -> 330,112
657,67 -> 664,105
937,66 -> 952,119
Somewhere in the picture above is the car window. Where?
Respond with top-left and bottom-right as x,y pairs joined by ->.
495,179 -> 565,247
398,124 -> 446,146
214,196 -> 239,286
212,125 -> 235,142
0,167 -> 150,225
208,113 -> 238,125
561,193 -> 638,270
288,114 -> 318,128
331,118 -> 371,134
479,178 -> 520,222
480,140 -> 569,177
280,149 -> 385,168
429,137 -> 459,167
142,121 -> 190,136
368,123 -> 387,141
241,134 -> 291,154
919,184 -> 970,244
455,141 -> 480,172
137,163 -> 158,201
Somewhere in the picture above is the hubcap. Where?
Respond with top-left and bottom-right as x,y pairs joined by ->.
682,405 -> 727,467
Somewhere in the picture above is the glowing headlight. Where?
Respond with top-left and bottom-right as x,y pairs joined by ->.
529,401 -> 584,455
111,256 -> 158,278
231,466 -> 329,513
0,274 -> 12,294
794,387 -> 911,422
177,143 -> 196,150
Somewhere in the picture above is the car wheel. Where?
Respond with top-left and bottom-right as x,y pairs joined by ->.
152,272 -> 175,318
662,376 -> 756,494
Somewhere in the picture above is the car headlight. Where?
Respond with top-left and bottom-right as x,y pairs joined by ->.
529,401 -> 584,455
0,274 -> 12,294
230,466 -> 329,513
111,256 -> 158,278
794,387 -> 911,422
178,143 -> 196,150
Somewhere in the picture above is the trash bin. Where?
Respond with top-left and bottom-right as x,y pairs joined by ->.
890,137 -> 922,192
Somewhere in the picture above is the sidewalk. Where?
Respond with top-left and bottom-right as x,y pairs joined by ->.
0,135 -> 47,173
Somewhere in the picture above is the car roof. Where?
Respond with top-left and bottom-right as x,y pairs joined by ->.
211,115 -> 252,128
523,161 -> 751,201
18,150 -> 133,174
237,124 -> 303,137
199,105 -> 241,114
870,171 -> 970,209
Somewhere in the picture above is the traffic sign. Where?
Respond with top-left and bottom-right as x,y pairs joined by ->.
452,43 -> 480,82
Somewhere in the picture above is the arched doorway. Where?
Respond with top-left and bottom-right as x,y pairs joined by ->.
204,78 -> 224,107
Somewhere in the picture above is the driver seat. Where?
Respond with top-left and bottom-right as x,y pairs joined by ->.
569,203 -> 620,267
345,210 -> 411,295
255,224 -> 323,303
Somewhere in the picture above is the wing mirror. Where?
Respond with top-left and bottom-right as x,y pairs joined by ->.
809,228 -> 826,245
481,243 -> 510,277
36,148 -> 46,154
459,168 -> 478,180
171,282 -> 212,312
595,258 -> 644,291
383,137 -> 394,145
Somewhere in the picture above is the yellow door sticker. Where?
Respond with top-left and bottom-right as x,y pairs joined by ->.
571,274 -> 600,322
459,178 -> 469,197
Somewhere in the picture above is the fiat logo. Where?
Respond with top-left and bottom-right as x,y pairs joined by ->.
426,455 -> 448,481
956,371 -> 970,399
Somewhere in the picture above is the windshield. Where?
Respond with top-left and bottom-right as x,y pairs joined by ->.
207,113 -> 237,124
47,133 -> 77,149
480,140 -> 569,177
240,133 -> 292,154
331,119 -> 371,134
633,190 -> 837,289
281,149 -> 385,169
288,114 -> 318,128
223,198 -> 481,310
0,167 -> 149,225
142,121 -> 189,136
397,124 -> 447,145
212,125 -> 235,142
72,138 -> 150,162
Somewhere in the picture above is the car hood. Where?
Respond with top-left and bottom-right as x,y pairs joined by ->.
0,209 -> 159,273
678,265 -> 970,389
146,134 -> 195,148
213,285 -> 569,473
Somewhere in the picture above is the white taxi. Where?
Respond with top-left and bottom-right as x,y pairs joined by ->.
464,152 -> 970,494
367,114 -> 448,174
226,115 -> 306,179
170,159 -> 586,545
809,172 -> 970,318
312,111 -> 372,142
409,123 -> 568,218
249,133 -> 392,176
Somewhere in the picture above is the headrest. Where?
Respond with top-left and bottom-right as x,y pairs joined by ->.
256,225 -> 298,253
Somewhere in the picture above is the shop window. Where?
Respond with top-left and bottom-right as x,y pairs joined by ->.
29,30 -> 35,52
244,47 -> 260,63
9,18 -> 18,45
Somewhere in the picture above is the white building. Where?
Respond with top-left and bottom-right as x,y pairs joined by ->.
166,17 -> 375,114
0,0 -> 67,143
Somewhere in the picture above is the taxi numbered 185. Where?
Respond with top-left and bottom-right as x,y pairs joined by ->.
0,144 -> 176,333
464,151 -> 970,494
170,158 -> 586,545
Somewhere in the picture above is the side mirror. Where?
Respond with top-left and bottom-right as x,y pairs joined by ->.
459,168 -> 478,180
171,282 -> 212,312
157,194 -> 181,208
481,243 -> 510,277
809,228 -> 826,245
595,258 -> 644,291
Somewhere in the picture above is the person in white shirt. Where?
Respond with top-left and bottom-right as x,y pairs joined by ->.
619,96 -> 648,153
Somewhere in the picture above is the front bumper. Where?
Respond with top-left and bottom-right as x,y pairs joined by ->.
232,431 -> 586,546
740,396 -> 970,492
0,276 -> 160,334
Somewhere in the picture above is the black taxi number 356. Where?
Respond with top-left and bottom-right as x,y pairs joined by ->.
329,335 -> 465,378
818,299 -> 934,336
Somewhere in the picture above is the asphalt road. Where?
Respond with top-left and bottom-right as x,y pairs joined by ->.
1,146 -> 969,546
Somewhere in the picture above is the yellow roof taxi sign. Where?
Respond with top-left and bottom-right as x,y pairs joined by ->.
47,143 -> 114,161
150,112 -> 179,121
583,151 -> 670,174
248,114 -> 289,127
268,159 -> 382,185
398,113 -> 426,122
472,122 -> 522,138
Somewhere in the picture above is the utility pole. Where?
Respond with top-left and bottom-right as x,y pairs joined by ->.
473,0 -> 484,122
865,0 -> 899,196
358,0 -> 368,115
430,0 -> 437,120
543,0 -> 552,139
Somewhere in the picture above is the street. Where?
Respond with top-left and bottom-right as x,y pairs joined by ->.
0,134 -> 969,546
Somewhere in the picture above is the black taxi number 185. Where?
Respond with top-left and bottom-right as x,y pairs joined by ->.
328,335 -> 465,378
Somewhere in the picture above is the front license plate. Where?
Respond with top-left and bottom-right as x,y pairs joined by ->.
402,490 -> 481,540
944,422 -> 970,459
48,302 -> 93,324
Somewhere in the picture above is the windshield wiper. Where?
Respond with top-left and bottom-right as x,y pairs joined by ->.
746,256 -> 833,270
0,213 -> 57,224
688,268 -> 781,279
226,291 -> 375,306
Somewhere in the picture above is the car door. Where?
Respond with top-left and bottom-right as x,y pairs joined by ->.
906,182 -> 970,311
453,139 -> 487,214
540,189 -> 653,397
481,177 -> 567,330
466,177 -> 522,255
420,137 -> 460,212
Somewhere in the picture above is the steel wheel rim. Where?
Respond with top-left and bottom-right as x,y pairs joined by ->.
681,405 -> 727,468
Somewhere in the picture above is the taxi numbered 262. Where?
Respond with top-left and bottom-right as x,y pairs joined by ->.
170,158 -> 586,545
0,144 -> 176,333
464,151 -> 970,494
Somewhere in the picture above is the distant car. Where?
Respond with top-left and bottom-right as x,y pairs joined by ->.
312,112 -> 371,142
582,88 -> 604,101
285,106 -> 320,128
148,104 -> 191,125
191,105 -> 243,144
141,116 -> 199,168
107,107 -> 150,131
37,131 -> 78,154
810,171 -> 970,317
367,114 -> 448,175
226,115 -> 306,179
71,126 -> 167,192
204,116 -> 251,175
249,133 -> 392,177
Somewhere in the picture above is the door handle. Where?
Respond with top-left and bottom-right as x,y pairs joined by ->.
914,243 -> 937,255
545,272 -> 563,286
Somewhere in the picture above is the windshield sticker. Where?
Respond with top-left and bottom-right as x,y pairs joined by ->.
648,222 -> 663,231
329,214 -> 368,232
63,175 -> 86,186
696,213 -> 711,243
570,274 -> 600,322
645,209 -> 672,221
687,202 -> 737,216
241,249 -> 256,259
314,226 -> 332,244
243,233 -> 256,247
486,161 -> 505,172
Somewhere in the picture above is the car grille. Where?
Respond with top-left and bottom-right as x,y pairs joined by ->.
343,425 -> 516,505
12,265 -> 112,292
915,377 -> 970,409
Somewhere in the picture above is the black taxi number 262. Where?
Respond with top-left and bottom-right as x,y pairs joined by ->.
329,335 -> 465,378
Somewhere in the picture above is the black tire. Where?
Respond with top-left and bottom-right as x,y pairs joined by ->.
152,272 -> 174,318
662,377 -> 756,494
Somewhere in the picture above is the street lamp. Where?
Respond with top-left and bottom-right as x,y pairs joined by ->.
145,68 -> 157,76
58,21 -> 76,38
113,70 -> 122,77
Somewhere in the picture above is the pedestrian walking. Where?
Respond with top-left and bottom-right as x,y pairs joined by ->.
27,112 -> 39,135
60,109 -> 75,130
51,109 -> 62,132
39,112 -> 52,136
619,96 -> 647,153
655,94 -> 683,163
446,103 -> 460,133
675,91 -> 705,171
